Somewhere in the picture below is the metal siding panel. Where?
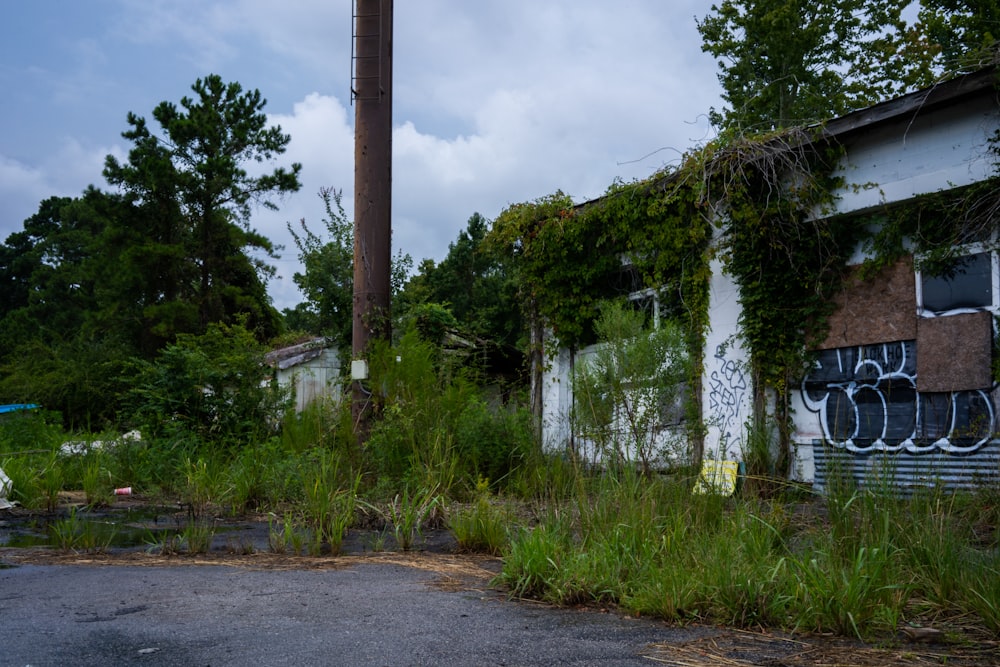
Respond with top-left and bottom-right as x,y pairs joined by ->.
811,440 -> 1000,493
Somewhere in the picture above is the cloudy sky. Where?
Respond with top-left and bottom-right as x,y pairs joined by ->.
1,1 -> 723,310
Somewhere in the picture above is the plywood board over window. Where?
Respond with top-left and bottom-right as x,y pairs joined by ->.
818,257 -> 917,350
917,310 -> 993,392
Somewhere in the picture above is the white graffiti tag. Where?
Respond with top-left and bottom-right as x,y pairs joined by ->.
801,341 -> 994,454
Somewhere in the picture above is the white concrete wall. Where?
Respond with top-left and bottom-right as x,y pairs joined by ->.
541,344 -> 573,453
541,339 -> 689,466
831,94 -> 999,217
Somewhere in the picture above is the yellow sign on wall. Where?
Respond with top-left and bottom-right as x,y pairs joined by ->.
693,460 -> 740,496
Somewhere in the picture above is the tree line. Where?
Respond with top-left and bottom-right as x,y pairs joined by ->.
0,1 -> 994,431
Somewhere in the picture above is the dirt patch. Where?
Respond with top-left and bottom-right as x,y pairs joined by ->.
643,628 -> 1000,666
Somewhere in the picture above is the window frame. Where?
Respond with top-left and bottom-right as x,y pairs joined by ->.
914,244 -> 999,318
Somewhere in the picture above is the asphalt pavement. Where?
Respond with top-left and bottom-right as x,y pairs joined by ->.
0,557 -> 704,666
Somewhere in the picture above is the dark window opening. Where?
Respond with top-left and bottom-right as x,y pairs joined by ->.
920,251 -> 992,313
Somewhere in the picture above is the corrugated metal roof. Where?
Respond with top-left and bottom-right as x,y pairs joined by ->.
265,338 -> 332,371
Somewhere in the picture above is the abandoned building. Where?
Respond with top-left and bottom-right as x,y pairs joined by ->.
542,67 -> 1000,490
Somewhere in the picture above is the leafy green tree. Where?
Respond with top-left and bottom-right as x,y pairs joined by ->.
287,188 -> 354,344
400,213 -> 523,349
0,193 -> 111,342
0,76 -> 301,427
0,191 -> 144,427
918,0 -> 1000,70
103,74 -> 301,344
286,187 -> 412,344
697,0 -> 935,131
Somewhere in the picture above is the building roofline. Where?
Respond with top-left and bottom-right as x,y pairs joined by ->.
820,66 -> 998,140
570,67 -> 998,213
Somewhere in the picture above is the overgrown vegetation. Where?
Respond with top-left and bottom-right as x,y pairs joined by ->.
499,468 -> 1000,641
572,301 -> 691,473
0,318 -> 539,557
3,293 -> 999,643
3,5 -> 1000,650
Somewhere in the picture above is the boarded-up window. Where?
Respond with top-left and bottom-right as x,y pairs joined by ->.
818,257 -> 916,350
916,310 -> 993,392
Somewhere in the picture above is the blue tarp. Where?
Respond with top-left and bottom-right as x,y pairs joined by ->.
0,404 -> 40,415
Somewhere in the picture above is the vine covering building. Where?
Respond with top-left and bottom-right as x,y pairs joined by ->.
542,66 -> 1000,490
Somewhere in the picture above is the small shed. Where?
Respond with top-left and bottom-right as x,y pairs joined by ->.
265,338 -> 341,413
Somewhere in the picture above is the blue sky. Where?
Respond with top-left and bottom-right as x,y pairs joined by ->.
1,1 -> 722,310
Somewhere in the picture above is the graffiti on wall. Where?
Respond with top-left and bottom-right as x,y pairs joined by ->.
708,343 -> 748,456
801,341 -> 995,454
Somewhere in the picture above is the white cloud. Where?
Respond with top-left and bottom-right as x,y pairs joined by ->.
0,140 -> 123,236
114,0 -> 240,70
2,0 -> 725,314
254,93 -> 356,310
0,155 -> 47,198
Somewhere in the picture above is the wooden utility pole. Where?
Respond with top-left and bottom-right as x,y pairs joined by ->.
351,0 -> 393,440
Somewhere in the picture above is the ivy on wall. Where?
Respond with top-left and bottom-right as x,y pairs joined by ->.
487,129 -> 856,468
487,166 -> 714,458
706,131 -> 867,462
862,88 -> 1000,275
488,176 -> 714,354
864,180 -> 1000,275
489,93 -> 1000,470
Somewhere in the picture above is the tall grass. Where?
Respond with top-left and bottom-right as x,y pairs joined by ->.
449,479 -> 512,555
300,449 -> 359,555
49,507 -> 117,552
500,462 -> 1000,640
6,366 -> 1000,642
384,484 -> 442,551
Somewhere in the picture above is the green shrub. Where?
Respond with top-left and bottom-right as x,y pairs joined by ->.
572,300 -> 691,474
0,335 -> 135,430
127,321 -> 289,451
453,399 -> 535,488
0,409 -> 62,455
363,328 -> 536,494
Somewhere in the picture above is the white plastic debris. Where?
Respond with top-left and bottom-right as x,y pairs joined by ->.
0,465 -> 14,510
60,429 -> 143,457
